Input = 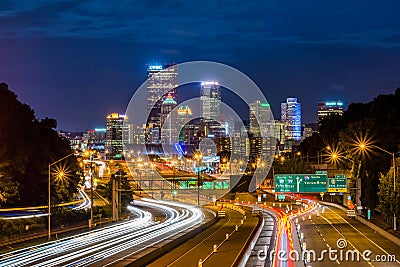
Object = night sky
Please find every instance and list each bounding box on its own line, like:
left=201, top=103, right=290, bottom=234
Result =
left=1, top=1, right=400, bottom=131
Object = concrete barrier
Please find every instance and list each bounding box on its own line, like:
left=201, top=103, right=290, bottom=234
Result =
left=234, top=212, right=264, bottom=267
left=321, top=201, right=400, bottom=247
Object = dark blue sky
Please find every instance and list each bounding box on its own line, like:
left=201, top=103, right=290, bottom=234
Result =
left=1, top=1, right=400, bottom=131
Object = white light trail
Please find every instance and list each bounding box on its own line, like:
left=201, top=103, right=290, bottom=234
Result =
left=0, top=200, right=203, bottom=267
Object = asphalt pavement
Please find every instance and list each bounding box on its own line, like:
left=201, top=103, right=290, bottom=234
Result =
left=0, top=200, right=204, bottom=267
left=293, top=205, right=400, bottom=267
left=147, top=204, right=259, bottom=267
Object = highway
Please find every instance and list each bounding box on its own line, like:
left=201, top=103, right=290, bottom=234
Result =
left=294, top=204, right=400, bottom=266
left=0, top=199, right=203, bottom=267
left=148, top=204, right=259, bottom=267
left=0, top=189, right=91, bottom=220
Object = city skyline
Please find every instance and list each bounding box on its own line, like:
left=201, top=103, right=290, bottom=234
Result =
left=1, top=1, right=399, bottom=131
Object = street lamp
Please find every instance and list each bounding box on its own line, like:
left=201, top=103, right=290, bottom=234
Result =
left=194, top=152, right=203, bottom=206
left=171, top=160, right=177, bottom=201
left=328, top=149, right=362, bottom=205
left=359, top=142, right=397, bottom=230
left=48, top=152, right=76, bottom=240
left=84, top=150, right=95, bottom=228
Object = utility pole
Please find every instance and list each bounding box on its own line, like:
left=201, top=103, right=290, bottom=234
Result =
left=112, top=178, right=118, bottom=221
left=197, top=169, right=200, bottom=206
left=90, top=154, right=94, bottom=228
left=118, top=174, right=121, bottom=215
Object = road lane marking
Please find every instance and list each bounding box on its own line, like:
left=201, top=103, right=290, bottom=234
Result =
left=165, top=209, right=234, bottom=266
left=324, top=206, right=400, bottom=265
left=319, top=212, right=375, bottom=267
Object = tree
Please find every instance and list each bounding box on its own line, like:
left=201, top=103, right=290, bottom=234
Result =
left=300, top=87, right=400, bottom=212
left=318, top=113, right=346, bottom=147
left=102, top=164, right=132, bottom=207
left=298, top=132, right=324, bottom=162
left=273, top=157, right=314, bottom=174
left=378, top=167, right=399, bottom=225
left=0, top=83, right=80, bottom=207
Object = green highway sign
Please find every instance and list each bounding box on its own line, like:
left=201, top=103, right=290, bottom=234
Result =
left=203, top=182, right=214, bottom=189
left=327, top=175, right=347, bottom=192
left=274, top=174, right=327, bottom=193
left=180, top=180, right=229, bottom=190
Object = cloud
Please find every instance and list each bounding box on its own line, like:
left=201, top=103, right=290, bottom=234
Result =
left=295, top=30, right=400, bottom=48
left=1, top=1, right=400, bottom=56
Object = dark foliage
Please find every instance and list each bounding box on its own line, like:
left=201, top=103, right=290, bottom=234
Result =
left=102, top=164, right=132, bottom=207
left=299, top=87, right=400, bottom=211
left=0, top=83, right=81, bottom=207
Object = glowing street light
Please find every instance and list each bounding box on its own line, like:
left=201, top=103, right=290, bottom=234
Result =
left=358, top=142, right=397, bottom=230
left=48, top=152, right=76, bottom=240
left=327, top=150, right=341, bottom=164
left=58, top=171, right=65, bottom=179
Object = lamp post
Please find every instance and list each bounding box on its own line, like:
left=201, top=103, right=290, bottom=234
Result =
left=48, top=152, right=75, bottom=240
left=197, top=167, right=201, bottom=206
left=317, top=146, right=331, bottom=164
left=329, top=150, right=361, bottom=206
left=195, top=152, right=202, bottom=206
left=359, top=143, right=397, bottom=230
left=172, top=160, right=176, bottom=201
left=84, top=150, right=95, bottom=228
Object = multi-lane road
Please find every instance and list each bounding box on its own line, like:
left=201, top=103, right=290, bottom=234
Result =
left=294, top=204, right=400, bottom=267
left=2, top=194, right=400, bottom=267
left=148, top=204, right=259, bottom=267
left=0, top=199, right=203, bottom=267
left=0, top=189, right=91, bottom=220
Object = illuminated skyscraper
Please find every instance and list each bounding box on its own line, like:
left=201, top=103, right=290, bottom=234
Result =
left=200, top=81, right=221, bottom=122
left=146, top=63, right=178, bottom=144
left=249, top=101, right=272, bottom=137
left=177, top=105, right=194, bottom=144
left=177, top=105, right=193, bottom=130
left=281, top=98, right=301, bottom=141
left=87, top=128, right=106, bottom=151
left=249, top=101, right=275, bottom=160
left=160, top=93, right=178, bottom=144
left=318, top=101, right=344, bottom=122
left=105, top=113, right=128, bottom=159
